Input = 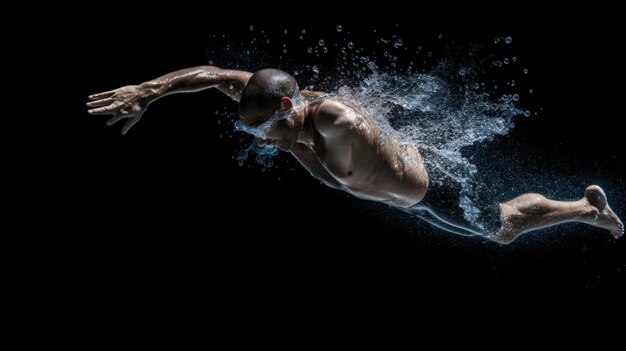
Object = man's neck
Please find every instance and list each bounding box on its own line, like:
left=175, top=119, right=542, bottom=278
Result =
left=295, top=103, right=317, bottom=145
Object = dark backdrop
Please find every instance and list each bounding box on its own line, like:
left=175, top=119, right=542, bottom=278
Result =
left=62, top=17, right=625, bottom=321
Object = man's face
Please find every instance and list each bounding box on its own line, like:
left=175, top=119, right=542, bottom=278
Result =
left=238, top=106, right=297, bottom=151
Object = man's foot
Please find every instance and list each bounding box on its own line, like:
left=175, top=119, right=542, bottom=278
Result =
left=584, top=185, right=624, bottom=239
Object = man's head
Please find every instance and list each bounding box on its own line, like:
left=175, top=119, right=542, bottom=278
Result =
left=238, top=68, right=301, bottom=150
left=239, top=68, right=298, bottom=124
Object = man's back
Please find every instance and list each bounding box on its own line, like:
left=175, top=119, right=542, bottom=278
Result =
left=293, top=99, right=429, bottom=207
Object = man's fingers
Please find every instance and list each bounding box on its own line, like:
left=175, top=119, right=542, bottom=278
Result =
left=122, top=117, right=140, bottom=135
left=86, top=98, right=113, bottom=108
left=88, top=106, right=115, bottom=115
left=88, top=101, right=123, bottom=115
left=106, top=115, right=127, bottom=126
left=88, top=91, right=115, bottom=100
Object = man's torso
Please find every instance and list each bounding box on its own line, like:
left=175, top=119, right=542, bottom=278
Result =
left=293, top=99, right=428, bottom=207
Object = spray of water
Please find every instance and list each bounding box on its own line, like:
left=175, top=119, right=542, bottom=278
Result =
left=210, top=26, right=530, bottom=224
left=236, top=142, right=280, bottom=168
left=332, top=62, right=522, bottom=222
left=343, top=65, right=520, bottom=182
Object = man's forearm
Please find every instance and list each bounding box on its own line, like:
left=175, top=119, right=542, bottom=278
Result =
left=87, top=65, right=251, bottom=134
left=138, top=66, right=252, bottom=102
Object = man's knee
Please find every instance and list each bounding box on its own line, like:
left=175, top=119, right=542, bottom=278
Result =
left=486, top=214, right=519, bottom=244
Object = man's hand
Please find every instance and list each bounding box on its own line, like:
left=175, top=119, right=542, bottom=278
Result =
left=87, top=85, right=152, bottom=135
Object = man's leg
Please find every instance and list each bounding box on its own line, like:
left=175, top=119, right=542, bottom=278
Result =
left=488, top=185, right=624, bottom=244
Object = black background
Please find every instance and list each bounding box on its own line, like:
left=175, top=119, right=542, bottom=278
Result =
left=59, top=15, right=626, bottom=322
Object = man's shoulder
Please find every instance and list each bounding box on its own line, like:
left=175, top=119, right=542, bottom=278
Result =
left=315, top=100, right=352, bottom=121
left=317, top=99, right=347, bottom=111
left=312, top=100, right=355, bottom=135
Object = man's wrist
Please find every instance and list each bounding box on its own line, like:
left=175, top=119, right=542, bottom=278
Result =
left=138, top=82, right=162, bottom=101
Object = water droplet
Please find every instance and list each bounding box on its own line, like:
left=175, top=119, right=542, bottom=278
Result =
left=503, top=58, right=510, bottom=64
left=427, top=51, right=432, bottom=58
left=312, top=66, right=319, bottom=74
left=348, top=42, right=354, bottom=49
left=524, top=110, right=531, bottom=117
left=513, top=94, right=520, bottom=101
left=394, top=39, right=403, bottom=48
left=301, top=29, right=306, bottom=34
left=307, top=47, right=313, bottom=53
left=523, top=69, right=529, bottom=74
left=512, top=56, right=518, bottom=62
left=438, top=33, right=443, bottom=39
left=299, top=36, right=303, bottom=40
left=505, top=36, right=513, bottom=44
left=284, top=29, right=288, bottom=34
left=249, top=25, right=254, bottom=31
left=323, top=47, right=328, bottom=53
left=208, top=60, right=213, bottom=65
left=318, top=39, right=325, bottom=47
left=336, top=25, right=343, bottom=32
left=282, top=49, right=287, bottom=54
left=458, top=67, right=467, bottom=76
left=529, top=89, right=534, bottom=94
left=493, top=60, right=503, bottom=67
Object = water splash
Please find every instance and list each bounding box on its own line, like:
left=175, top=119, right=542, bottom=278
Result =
left=208, top=25, right=528, bottom=224
left=334, top=63, right=522, bottom=222
left=336, top=64, right=519, bottom=182
left=236, top=143, right=280, bottom=168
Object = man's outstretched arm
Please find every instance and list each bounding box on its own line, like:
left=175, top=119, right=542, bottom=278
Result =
left=86, top=66, right=252, bottom=134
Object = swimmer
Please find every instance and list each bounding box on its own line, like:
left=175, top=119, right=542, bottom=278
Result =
left=87, top=66, right=624, bottom=244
